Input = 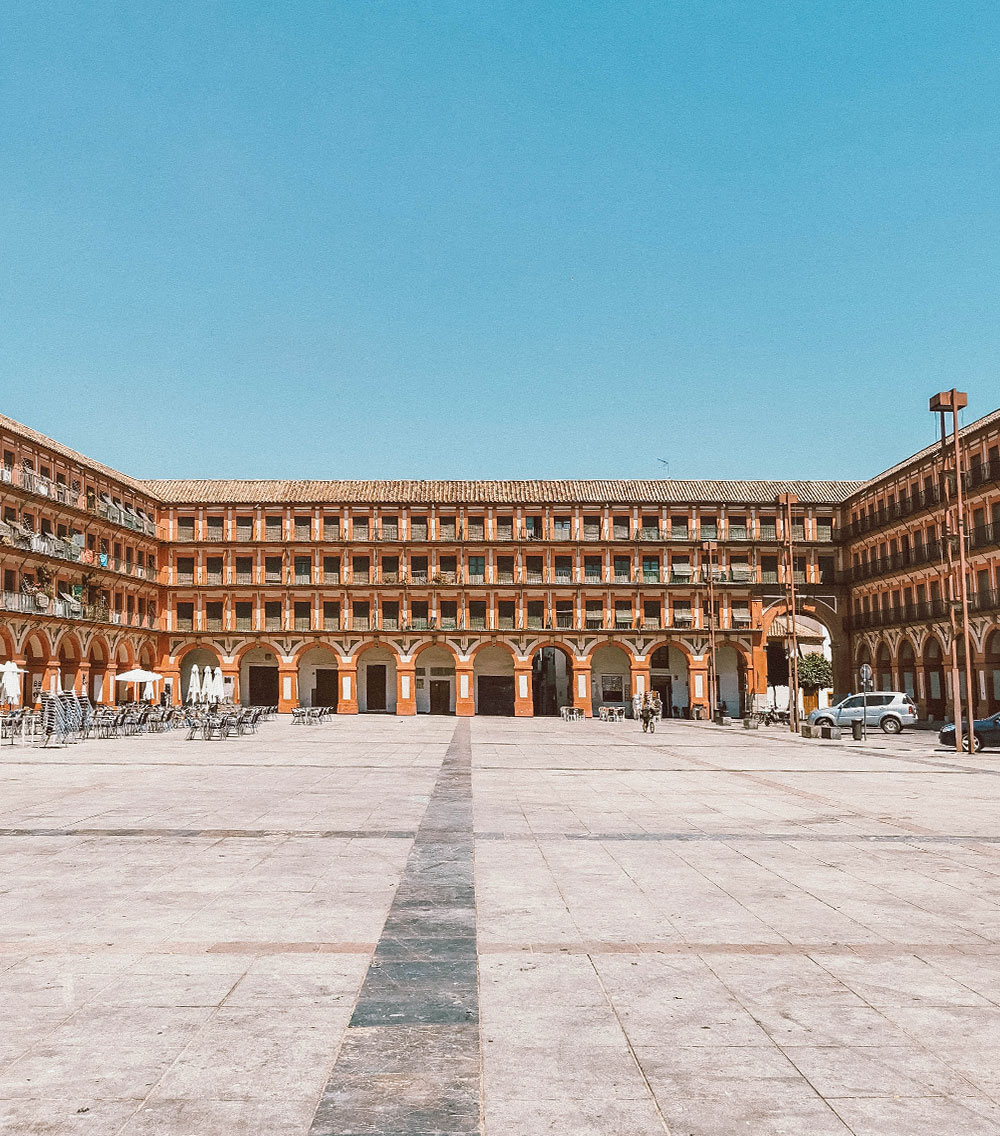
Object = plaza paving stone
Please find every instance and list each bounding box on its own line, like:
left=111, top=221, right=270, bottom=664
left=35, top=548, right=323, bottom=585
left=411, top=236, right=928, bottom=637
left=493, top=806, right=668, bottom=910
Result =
left=2, top=715, right=1000, bottom=1133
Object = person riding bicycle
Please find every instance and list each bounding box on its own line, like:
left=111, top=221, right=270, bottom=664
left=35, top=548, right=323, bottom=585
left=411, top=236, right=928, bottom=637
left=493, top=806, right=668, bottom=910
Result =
left=639, top=691, right=656, bottom=733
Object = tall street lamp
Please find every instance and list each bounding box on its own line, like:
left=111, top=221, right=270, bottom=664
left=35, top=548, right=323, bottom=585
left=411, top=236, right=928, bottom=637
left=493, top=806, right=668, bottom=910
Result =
left=702, top=540, right=718, bottom=719
left=929, top=390, right=975, bottom=752
left=777, top=492, right=801, bottom=733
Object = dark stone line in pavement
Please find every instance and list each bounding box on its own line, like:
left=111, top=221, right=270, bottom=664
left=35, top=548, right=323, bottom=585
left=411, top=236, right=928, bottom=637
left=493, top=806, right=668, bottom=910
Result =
left=0, top=828, right=416, bottom=839
left=475, top=830, right=1000, bottom=843
left=310, top=720, right=481, bottom=1136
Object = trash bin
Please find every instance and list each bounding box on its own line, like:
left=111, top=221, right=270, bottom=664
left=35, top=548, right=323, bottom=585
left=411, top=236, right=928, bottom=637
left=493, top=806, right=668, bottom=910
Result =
left=851, top=719, right=864, bottom=741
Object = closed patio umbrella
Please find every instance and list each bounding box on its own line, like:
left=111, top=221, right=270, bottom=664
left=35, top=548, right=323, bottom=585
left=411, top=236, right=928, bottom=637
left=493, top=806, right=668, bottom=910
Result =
left=1, top=660, right=24, bottom=707
left=143, top=681, right=155, bottom=702
left=212, top=666, right=225, bottom=702
left=187, top=665, right=201, bottom=704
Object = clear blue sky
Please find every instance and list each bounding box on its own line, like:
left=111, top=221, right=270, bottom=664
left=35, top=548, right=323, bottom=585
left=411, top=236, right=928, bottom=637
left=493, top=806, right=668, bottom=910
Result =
left=1, top=2, right=997, bottom=482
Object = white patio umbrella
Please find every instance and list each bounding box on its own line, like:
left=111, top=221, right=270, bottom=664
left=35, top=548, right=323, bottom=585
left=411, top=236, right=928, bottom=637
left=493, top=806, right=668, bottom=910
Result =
left=212, top=666, right=225, bottom=702
left=116, top=666, right=162, bottom=704
left=1, top=660, right=24, bottom=707
left=186, top=664, right=202, bottom=704
left=143, top=681, right=155, bottom=702
left=116, top=668, right=162, bottom=683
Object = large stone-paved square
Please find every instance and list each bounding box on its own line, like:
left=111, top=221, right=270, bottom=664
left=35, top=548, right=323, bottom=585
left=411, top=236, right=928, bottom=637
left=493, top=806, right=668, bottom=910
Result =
left=3, top=716, right=1000, bottom=1135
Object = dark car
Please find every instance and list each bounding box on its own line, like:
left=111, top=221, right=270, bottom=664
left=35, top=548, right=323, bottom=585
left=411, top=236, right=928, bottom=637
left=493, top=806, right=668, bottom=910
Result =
left=939, top=713, right=1000, bottom=753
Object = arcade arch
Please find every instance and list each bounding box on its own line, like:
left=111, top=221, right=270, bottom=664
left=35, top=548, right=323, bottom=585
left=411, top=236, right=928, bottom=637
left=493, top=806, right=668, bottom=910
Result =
left=414, top=644, right=456, bottom=715
left=923, top=636, right=946, bottom=721
left=590, top=643, right=633, bottom=716
left=473, top=644, right=515, bottom=715
left=238, top=644, right=281, bottom=706
left=531, top=644, right=572, bottom=716
left=297, top=645, right=340, bottom=709
left=179, top=645, right=222, bottom=703
left=649, top=645, right=689, bottom=717
left=355, top=643, right=398, bottom=713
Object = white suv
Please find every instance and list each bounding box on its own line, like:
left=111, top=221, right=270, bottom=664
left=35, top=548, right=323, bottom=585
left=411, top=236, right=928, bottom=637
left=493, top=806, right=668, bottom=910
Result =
left=809, top=692, right=918, bottom=734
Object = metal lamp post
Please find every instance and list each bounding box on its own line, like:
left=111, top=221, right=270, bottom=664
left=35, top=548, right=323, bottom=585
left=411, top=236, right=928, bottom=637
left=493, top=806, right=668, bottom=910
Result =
left=776, top=492, right=801, bottom=733
left=929, top=390, right=975, bottom=752
left=702, top=540, right=718, bottom=719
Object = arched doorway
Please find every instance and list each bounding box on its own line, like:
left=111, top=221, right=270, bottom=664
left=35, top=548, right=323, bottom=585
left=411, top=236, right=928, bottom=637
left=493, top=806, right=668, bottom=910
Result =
left=297, top=646, right=340, bottom=709
left=876, top=643, right=893, bottom=692
left=988, top=631, right=1000, bottom=715
left=650, top=645, right=689, bottom=718
left=239, top=645, right=281, bottom=706
left=590, top=643, right=632, bottom=716
left=180, top=646, right=222, bottom=704
left=714, top=644, right=744, bottom=717
left=414, top=645, right=456, bottom=714
left=474, top=645, right=515, bottom=715
left=923, top=637, right=946, bottom=721
left=357, top=645, right=398, bottom=713
left=531, top=645, right=571, bottom=716
left=898, top=640, right=917, bottom=703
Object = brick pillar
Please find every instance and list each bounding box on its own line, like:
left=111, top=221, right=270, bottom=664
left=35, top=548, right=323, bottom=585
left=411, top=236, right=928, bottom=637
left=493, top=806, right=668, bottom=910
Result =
left=396, top=662, right=417, bottom=715
left=338, top=662, right=358, bottom=714
left=42, top=658, right=60, bottom=703
left=105, top=665, right=118, bottom=705
left=514, top=660, right=533, bottom=716
left=689, top=661, right=709, bottom=718
left=278, top=661, right=298, bottom=713
left=161, top=666, right=181, bottom=705
left=222, top=664, right=239, bottom=705
left=455, top=663, right=475, bottom=717
left=632, top=663, right=651, bottom=699
left=572, top=661, right=592, bottom=717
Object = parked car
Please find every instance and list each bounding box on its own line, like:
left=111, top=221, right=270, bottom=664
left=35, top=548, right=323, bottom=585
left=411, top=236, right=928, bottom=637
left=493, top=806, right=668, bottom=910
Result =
left=808, top=692, right=918, bottom=734
left=939, top=713, right=1000, bottom=753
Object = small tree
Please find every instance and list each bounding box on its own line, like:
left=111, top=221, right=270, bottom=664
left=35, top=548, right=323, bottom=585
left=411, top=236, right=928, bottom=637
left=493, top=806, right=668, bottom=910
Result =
left=798, top=652, right=833, bottom=691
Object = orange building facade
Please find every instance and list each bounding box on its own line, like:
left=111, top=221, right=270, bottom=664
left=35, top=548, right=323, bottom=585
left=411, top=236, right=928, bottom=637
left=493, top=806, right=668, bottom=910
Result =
left=844, top=408, right=1000, bottom=720
left=1, top=408, right=997, bottom=721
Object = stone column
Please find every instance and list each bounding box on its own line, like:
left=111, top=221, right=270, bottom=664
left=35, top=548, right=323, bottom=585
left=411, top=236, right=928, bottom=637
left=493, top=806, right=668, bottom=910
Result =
left=514, top=660, right=533, bottom=716
left=572, top=660, right=592, bottom=717
left=455, top=663, right=475, bottom=717
left=338, top=662, right=359, bottom=714
left=396, top=662, right=417, bottom=715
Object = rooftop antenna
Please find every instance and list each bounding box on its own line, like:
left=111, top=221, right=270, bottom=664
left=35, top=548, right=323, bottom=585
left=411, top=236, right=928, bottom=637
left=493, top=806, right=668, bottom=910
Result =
left=657, top=458, right=670, bottom=477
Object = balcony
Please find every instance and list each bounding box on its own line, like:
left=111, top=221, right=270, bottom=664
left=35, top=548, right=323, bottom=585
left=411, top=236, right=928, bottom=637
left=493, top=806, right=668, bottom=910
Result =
left=0, top=590, right=157, bottom=629
left=640, top=528, right=661, bottom=541
left=496, top=571, right=515, bottom=584
left=351, top=618, right=371, bottom=631
left=467, top=573, right=485, bottom=585
left=613, top=573, right=632, bottom=584
left=0, top=522, right=152, bottom=581
left=0, top=465, right=158, bottom=537
left=728, top=526, right=748, bottom=541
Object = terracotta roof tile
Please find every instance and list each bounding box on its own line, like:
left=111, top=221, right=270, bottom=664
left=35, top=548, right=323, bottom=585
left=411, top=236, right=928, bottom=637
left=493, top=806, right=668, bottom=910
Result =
left=140, top=477, right=866, bottom=506
left=0, top=413, right=157, bottom=501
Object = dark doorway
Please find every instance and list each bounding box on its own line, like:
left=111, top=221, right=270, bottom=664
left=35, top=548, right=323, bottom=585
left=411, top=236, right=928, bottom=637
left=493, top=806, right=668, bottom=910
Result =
left=478, top=675, right=515, bottom=716
left=248, top=666, right=279, bottom=706
left=314, top=668, right=339, bottom=709
left=765, top=641, right=789, bottom=686
left=429, top=680, right=451, bottom=715
left=651, top=676, right=672, bottom=713
left=531, top=647, right=565, bottom=716
left=366, top=664, right=387, bottom=711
